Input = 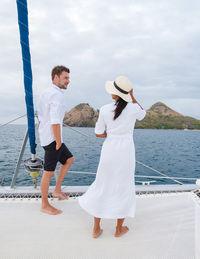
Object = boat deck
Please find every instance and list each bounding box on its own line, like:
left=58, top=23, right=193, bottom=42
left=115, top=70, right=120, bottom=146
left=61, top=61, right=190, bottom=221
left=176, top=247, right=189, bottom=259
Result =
left=1, top=191, right=200, bottom=259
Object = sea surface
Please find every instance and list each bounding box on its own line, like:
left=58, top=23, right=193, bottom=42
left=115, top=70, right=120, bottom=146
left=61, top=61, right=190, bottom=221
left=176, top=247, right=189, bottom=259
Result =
left=0, top=125, right=199, bottom=187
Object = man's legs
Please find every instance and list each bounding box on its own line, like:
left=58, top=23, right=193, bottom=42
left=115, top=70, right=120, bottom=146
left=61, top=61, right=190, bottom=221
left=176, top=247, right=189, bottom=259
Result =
left=40, top=170, right=62, bottom=215
left=52, top=157, right=74, bottom=199
left=115, top=218, right=129, bottom=237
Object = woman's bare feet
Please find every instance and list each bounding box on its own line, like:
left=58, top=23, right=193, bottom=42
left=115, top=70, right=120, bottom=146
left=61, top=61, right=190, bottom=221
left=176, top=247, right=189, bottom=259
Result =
left=92, top=228, right=103, bottom=238
left=52, top=192, right=69, bottom=200
left=40, top=204, right=62, bottom=215
left=114, top=226, right=129, bottom=237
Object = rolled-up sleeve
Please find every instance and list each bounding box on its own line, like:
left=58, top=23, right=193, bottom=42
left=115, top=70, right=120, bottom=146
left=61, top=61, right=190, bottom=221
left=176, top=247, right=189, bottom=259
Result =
left=135, top=104, right=146, bottom=121
left=49, top=102, right=62, bottom=124
left=49, top=93, right=64, bottom=124
left=95, top=108, right=106, bottom=134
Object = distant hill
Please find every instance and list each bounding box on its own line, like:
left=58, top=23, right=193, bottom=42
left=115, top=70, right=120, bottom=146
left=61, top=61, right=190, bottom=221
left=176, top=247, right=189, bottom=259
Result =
left=63, top=103, right=98, bottom=127
left=135, top=102, right=200, bottom=129
left=63, top=102, right=200, bottom=129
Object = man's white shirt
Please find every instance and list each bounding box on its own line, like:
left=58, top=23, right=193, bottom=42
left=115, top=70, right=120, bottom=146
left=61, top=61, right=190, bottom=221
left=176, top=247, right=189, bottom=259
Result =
left=37, top=84, right=66, bottom=146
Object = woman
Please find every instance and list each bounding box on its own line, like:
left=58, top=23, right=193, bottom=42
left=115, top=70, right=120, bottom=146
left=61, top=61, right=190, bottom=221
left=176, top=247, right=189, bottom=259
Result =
left=78, top=76, right=146, bottom=238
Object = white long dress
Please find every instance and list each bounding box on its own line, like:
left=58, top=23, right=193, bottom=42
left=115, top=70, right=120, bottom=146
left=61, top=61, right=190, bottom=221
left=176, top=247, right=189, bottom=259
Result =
left=78, top=102, right=146, bottom=219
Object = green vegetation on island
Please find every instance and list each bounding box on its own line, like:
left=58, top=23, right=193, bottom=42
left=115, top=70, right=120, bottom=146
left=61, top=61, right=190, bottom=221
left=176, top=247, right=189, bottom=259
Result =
left=135, top=102, right=200, bottom=129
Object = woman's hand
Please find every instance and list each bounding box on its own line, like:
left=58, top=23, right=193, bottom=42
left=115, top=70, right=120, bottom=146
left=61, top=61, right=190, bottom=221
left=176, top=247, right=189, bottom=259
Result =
left=96, top=131, right=107, bottom=138
left=129, top=89, right=133, bottom=96
left=129, top=89, right=144, bottom=110
left=129, top=89, right=137, bottom=103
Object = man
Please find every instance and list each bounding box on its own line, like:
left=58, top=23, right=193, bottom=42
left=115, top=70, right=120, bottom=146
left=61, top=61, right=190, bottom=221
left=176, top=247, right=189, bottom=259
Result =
left=37, top=65, right=74, bottom=215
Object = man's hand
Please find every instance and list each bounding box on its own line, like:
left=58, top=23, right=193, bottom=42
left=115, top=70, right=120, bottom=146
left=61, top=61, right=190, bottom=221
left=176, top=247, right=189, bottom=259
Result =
left=56, top=142, right=62, bottom=150
left=52, top=124, right=62, bottom=150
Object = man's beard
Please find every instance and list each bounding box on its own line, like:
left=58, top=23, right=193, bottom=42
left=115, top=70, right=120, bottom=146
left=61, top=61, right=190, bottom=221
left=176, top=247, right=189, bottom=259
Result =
left=58, top=82, right=67, bottom=89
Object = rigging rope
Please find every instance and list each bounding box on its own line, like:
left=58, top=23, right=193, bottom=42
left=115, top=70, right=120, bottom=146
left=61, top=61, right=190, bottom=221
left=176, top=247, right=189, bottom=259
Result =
left=0, top=171, right=198, bottom=188
left=0, top=114, right=27, bottom=127
left=67, top=171, right=198, bottom=181
left=63, top=123, right=95, bottom=141
left=136, top=161, right=183, bottom=185
left=63, top=123, right=184, bottom=185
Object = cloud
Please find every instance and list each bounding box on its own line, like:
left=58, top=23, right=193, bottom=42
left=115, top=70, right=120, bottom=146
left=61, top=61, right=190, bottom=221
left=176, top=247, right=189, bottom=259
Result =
left=165, top=98, right=200, bottom=119
left=0, top=0, right=200, bottom=125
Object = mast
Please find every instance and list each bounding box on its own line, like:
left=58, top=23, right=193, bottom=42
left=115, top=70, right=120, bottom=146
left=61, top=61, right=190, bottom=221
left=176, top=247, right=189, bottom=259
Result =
left=16, top=0, right=36, bottom=155
left=11, top=0, right=43, bottom=188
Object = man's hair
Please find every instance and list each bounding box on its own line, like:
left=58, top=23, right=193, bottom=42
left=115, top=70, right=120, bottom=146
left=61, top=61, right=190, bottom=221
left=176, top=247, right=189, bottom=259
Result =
left=51, top=66, right=70, bottom=80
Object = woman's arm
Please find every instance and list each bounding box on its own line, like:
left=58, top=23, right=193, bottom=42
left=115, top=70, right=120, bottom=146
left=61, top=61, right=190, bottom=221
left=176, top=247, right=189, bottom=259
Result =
left=95, top=131, right=107, bottom=138
left=129, top=89, right=144, bottom=110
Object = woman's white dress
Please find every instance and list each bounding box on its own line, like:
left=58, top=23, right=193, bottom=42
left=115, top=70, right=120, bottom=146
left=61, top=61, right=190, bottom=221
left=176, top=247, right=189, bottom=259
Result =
left=78, top=102, right=146, bottom=219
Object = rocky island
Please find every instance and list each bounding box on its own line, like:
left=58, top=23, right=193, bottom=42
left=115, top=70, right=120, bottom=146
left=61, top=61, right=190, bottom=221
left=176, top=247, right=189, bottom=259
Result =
left=63, top=103, right=98, bottom=127
left=63, top=102, right=200, bottom=130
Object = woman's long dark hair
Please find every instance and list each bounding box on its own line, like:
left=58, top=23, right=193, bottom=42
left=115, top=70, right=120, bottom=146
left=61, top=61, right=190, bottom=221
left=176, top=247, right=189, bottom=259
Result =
left=114, top=97, right=128, bottom=120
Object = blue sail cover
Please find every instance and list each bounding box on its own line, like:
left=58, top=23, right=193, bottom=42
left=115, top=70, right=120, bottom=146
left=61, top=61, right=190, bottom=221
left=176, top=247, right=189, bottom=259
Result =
left=16, top=0, right=36, bottom=154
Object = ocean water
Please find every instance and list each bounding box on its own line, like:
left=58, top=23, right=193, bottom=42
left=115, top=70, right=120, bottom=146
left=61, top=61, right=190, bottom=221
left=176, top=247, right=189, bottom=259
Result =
left=0, top=125, right=199, bottom=187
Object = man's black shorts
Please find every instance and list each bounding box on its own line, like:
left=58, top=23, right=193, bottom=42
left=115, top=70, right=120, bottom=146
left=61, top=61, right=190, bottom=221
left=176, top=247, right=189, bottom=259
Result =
left=43, top=141, right=73, bottom=171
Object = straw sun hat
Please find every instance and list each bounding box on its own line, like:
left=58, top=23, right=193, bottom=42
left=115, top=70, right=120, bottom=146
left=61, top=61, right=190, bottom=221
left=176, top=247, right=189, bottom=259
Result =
left=105, top=76, right=133, bottom=102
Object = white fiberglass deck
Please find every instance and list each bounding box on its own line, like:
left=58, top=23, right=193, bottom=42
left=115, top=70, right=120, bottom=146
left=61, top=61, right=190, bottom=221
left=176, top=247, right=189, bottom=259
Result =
left=0, top=192, right=200, bottom=259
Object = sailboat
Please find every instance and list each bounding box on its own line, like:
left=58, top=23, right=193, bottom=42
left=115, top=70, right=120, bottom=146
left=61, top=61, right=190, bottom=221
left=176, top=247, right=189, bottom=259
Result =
left=0, top=0, right=200, bottom=258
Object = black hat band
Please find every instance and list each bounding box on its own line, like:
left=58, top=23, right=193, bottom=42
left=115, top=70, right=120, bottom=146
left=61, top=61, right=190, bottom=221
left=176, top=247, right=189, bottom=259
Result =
left=114, top=81, right=129, bottom=95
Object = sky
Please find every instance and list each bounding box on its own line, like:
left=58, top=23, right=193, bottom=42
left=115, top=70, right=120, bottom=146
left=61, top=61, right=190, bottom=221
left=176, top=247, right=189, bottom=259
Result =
left=0, top=0, right=200, bottom=125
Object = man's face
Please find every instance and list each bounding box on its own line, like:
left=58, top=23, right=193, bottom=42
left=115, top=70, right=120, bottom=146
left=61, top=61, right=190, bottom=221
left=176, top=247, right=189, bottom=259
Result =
left=56, top=71, right=70, bottom=90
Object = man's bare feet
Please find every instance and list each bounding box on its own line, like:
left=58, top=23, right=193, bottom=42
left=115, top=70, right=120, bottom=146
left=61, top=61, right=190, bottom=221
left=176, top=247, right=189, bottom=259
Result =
left=114, top=226, right=129, bottom=237
left=52, top=192, right=69, bottom=200
left=92, top=228, right=103, bottom=238
left=40, top=204, right=62, bottom=215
